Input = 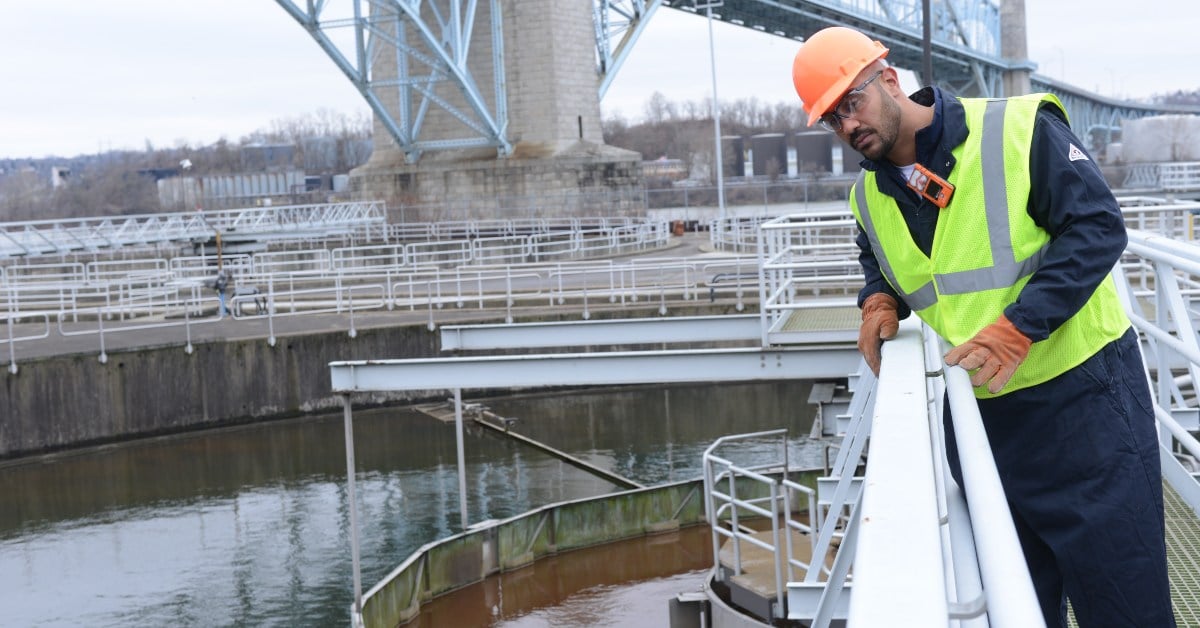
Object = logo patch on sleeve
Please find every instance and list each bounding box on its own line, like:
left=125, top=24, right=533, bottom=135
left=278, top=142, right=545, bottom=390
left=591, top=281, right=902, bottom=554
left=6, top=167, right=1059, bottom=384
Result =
left=1068, top=143, right=1089, bottom=162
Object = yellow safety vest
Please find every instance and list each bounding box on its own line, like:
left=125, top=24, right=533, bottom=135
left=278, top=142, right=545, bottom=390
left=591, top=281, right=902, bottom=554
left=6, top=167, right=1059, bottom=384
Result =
left=851, top=94, right=1130, bottom=398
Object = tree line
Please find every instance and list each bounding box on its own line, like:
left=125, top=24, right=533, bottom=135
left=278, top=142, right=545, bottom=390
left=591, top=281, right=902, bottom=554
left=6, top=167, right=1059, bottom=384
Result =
left=0, top=109, right=371, bottom=222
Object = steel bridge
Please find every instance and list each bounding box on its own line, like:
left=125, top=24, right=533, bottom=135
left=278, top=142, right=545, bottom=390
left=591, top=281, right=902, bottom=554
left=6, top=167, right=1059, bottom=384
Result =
left=276, top=0, right=1200, bottom=159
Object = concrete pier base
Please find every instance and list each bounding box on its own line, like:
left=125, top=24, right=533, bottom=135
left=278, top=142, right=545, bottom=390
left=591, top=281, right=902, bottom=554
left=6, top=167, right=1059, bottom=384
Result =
left=351, top=141, right=644, bottom=222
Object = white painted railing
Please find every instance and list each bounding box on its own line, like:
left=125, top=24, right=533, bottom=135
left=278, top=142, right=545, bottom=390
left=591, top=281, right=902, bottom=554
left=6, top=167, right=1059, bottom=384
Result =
left=702, top=429, right=818, bottom=621
left=1120, top=231, right=1200, bottom=494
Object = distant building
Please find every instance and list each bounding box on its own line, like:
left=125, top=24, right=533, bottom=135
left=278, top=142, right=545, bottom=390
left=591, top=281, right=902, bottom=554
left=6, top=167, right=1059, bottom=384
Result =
left=641, top=157, right=687, bottom=182
left=241, top=143, right=296, bottom=171
left=51, top=166, right=71, bottom=188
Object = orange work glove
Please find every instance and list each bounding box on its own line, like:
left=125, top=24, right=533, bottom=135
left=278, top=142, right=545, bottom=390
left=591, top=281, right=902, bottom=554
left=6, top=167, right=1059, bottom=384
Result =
left=943, top=314, right=1032, bottom=394
left=858, top=293, right=900, bottom=376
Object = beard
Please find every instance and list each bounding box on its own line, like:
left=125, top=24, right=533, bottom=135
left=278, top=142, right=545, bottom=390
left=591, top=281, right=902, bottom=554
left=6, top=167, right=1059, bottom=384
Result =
left=848, top=90, right=901, bottom=162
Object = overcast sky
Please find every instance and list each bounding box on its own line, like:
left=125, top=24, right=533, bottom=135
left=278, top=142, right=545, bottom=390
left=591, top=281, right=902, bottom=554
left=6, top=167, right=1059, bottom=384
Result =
left=1, top=1, right=1196, bottom=160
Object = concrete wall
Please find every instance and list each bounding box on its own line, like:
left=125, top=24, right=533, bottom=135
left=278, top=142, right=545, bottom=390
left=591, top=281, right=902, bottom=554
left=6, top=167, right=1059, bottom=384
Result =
left=0, top=305, right=747, bottom=460
left=0, top=325, right=440, bottom=459
left=355, top=151, right=644, bottom=222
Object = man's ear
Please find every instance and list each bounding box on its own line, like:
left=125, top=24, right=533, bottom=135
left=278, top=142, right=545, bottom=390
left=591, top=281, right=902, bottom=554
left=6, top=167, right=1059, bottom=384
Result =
left=879, top=67, right=902, bottom=94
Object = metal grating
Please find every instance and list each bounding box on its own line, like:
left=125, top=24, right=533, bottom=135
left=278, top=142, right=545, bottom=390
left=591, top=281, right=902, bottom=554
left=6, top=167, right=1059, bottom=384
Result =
left=779, top=306, right=860, bottom=333
left=1164, top=481, right=1200, bottom=626
left=1068, top=481, right=1200, bottom=627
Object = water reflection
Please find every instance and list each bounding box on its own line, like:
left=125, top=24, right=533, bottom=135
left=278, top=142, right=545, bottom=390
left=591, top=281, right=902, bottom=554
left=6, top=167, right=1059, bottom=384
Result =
left=0, top=380, right=818, bottom=626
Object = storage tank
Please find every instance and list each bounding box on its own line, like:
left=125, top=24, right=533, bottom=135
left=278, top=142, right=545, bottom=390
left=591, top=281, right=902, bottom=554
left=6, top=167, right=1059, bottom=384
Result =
left=794, top=130, right=834, bottom=175
left=751, top=133, right=788, bottom=178
left=721, top=136, right=745, bottom=178
left=1121, top=115, right=1200, bottom=163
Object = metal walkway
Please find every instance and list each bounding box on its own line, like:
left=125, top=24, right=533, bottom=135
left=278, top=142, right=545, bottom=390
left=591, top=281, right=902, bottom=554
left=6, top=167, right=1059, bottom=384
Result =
left=1164, top=483, right=1200, bottom=627
left=0, top=201, right=385, bottom=260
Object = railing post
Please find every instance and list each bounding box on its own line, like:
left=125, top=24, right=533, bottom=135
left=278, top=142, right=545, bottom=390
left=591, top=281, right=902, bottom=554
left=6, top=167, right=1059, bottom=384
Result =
left=97, top=308, right=108, bottom=364
left=6, top=315, right=17, bottom=374
left=453, top=388, right=470, bottom=530
left=340, top=394, right=364, bottom=618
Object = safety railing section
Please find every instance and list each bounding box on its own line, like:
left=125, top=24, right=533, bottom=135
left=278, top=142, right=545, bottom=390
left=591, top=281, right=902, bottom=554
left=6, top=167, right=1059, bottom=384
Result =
left=1118, top=230, right=1200, bottom=498
left=1123, top=163, right=1162, bottom=189
left=712, top=210, right=859, bottom=256
left=702, top=430, right=819, bottom=622
left=1116, top=196, right=1200, bottom=240
left=756, top=213, right=868, bottom=345
left=1, top=313, right=51, bottom=374
left=1159, top=162, right=1200, bottom=193
left=0, top=219, right=709, bottom=368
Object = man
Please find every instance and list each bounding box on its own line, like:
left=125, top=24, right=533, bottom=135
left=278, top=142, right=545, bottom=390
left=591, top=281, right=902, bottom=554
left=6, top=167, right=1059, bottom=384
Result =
left=790, top=26, right=1174, bottom=627
left=214, top=268, right=230, bottom=318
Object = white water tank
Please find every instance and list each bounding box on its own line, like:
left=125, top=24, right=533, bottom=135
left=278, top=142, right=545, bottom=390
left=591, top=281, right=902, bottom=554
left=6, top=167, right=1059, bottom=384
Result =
left=1120, top=115, right=1200, bottom=163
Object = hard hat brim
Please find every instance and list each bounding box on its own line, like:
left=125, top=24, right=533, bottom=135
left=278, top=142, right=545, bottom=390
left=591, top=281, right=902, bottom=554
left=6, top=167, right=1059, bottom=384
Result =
left=799, top=46, right=889, bottom=128
left=805, top=73, right=861, bottom=127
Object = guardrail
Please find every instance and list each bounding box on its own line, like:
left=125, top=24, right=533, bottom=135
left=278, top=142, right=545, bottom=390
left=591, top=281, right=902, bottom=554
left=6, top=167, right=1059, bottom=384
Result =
left=1121, top=163, right=1200, bottom=192
left=703, top=429, right=819, bottom=621
left=0, top=218, right=759, bottom=367
left=1120, top=231, right=1200, bottom=491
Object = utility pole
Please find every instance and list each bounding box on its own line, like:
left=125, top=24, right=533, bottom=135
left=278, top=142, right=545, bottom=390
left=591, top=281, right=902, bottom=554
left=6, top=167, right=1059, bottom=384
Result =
left=696, top=0, right=726, bottom=221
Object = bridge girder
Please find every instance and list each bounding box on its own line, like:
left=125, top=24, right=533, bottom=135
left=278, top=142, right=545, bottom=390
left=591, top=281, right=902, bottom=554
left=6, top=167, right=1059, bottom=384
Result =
left=593, top=0, right=1200, bottom=150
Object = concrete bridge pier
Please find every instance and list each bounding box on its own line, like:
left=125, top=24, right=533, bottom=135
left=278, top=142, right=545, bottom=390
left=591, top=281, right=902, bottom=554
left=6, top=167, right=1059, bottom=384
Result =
left=1001, top=0, right=1032, bottom=96
left=350, top=0, right=644, bottom=222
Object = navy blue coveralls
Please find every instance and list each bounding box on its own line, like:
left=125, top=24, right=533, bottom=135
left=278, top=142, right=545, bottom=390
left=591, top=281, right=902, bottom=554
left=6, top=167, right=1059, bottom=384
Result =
left=855, top=87, right=1175, bottom=627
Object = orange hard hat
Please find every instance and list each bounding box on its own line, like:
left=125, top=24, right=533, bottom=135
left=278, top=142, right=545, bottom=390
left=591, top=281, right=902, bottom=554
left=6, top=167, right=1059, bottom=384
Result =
left=792, top=27, right=889, bottom=127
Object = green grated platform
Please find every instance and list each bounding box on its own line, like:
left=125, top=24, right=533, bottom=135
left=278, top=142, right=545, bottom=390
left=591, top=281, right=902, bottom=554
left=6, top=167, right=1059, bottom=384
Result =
left=1068, top=481, right=1200, bottom=627
left=778, top=306, right=861, bottom=333
left=1164, top=481, right=1200, bottom=627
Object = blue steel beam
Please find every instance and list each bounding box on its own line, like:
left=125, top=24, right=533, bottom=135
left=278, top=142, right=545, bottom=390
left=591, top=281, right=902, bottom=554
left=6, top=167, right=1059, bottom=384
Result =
left=275, top=0, right=511, bottom=161
left=656, top=0, right=1013, bottom=97
left=595, top=0, right=666, bottom=99
left=592, top=0, right=1200, bottom=148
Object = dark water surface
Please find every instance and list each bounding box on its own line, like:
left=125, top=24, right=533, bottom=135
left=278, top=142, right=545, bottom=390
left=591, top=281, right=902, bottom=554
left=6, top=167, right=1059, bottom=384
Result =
left=0, top=381, right=820, bottom=626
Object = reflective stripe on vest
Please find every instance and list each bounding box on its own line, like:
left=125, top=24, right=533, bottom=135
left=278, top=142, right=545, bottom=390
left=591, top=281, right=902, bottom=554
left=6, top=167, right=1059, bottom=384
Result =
left=854, top=99, right=1048, bottom=312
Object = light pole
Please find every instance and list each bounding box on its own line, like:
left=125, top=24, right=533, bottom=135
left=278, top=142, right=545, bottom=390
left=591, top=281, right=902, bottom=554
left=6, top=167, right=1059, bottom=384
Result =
left=696, top=0, right=726, bottom=221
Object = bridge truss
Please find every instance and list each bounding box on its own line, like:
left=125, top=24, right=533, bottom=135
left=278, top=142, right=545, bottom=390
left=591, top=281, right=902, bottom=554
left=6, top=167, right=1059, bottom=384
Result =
left=274, top=0, right=512, bottom=162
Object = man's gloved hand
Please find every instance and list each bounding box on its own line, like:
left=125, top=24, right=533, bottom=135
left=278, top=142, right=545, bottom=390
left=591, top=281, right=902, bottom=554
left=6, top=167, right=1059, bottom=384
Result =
left=858, top=293, right=900, bottom=375
left=944, top=314, right=1032, bottom=394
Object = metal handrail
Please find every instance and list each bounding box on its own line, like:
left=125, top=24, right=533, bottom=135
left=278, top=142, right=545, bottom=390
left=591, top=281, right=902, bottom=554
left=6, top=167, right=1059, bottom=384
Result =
left=703, top=429, right=816, bottom=620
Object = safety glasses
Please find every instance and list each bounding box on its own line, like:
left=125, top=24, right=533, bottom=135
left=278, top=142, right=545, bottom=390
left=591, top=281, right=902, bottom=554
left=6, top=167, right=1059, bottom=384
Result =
left=818, top=70, right=883, bottom=133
